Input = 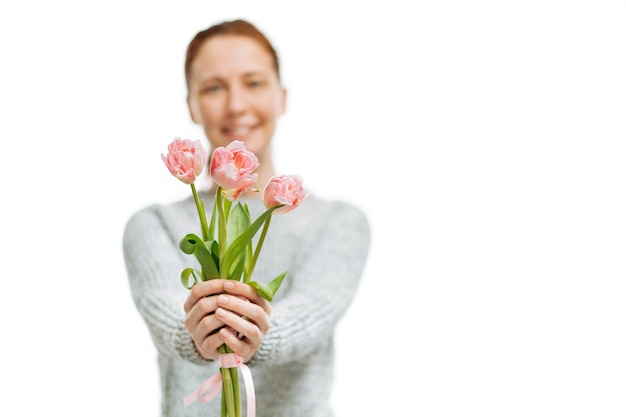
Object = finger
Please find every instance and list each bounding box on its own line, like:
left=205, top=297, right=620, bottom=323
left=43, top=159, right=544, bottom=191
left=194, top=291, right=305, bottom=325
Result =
left=185, top=303, right=228, bottom=360
left=219, top=327, right=250, bottom=352
left=183, top=279, right=227, bottom=313
left=215, top=306, right=264, bottom=346
left=216, top=321, right=259, bottom=362
left=184, top=295, right=219, bottom=330
left=197, top=330, right=230, bottom=361
left=216, top=294, right=271, bottom=334
left=223, top=280, right=272, bottom=314
left=186, top=316, right=224, bottom=358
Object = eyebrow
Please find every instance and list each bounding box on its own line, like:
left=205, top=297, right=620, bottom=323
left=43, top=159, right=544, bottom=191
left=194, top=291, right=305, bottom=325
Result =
left=193, top=68, right=273, bottom=87
left=242, top=70, right=270, bottom=78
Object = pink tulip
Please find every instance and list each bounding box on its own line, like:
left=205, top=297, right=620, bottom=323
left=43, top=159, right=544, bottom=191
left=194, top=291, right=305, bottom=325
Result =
left=161, top=138, right=207, bottom=185
left=210, top=140, right=259, bottom=200
left=263, top=174, right=307, bottom=214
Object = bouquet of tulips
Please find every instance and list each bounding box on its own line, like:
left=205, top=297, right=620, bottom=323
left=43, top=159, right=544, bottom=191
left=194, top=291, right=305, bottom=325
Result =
left=161, top=138, right=307, bottom=417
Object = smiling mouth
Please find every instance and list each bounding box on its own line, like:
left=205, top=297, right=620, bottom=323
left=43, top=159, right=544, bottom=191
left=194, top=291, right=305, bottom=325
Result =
left=224, top=126, right=255, bottom=140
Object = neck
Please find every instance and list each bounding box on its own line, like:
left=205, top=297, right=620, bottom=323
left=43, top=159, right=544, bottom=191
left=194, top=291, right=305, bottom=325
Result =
left=251, top=151, right=276, bottom=192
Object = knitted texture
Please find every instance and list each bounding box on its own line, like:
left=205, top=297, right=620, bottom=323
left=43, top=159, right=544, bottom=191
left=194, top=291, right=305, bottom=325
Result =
left=123, top=193, right=370, bottom=417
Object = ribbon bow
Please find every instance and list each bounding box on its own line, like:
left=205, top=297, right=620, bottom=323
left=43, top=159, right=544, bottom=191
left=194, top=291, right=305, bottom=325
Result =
left=183, top=353, right=255, bottom=417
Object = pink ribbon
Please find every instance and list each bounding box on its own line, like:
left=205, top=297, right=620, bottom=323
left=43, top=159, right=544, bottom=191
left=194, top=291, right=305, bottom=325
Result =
left=183, top=353, right=255, bottom=417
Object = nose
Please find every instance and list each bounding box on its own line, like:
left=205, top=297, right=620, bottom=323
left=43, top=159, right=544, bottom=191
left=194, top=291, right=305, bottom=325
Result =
left=226, top=84, right=247, bottom=115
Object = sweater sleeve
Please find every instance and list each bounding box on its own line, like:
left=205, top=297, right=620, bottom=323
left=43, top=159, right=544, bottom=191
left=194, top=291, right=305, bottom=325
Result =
left=122, top=204, right=209, bottom=365
left=250, top=200, right=371, bottom=366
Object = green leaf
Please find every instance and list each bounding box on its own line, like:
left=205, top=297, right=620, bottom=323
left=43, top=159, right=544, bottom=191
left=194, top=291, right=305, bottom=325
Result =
left=179, top=233, right=201, bottom=254
left=210, top=240, right=220, bottom=271
left=222, top=196, right=233, bottom=223
left=248, top=282, right=274, bottom=301
left=181, top=268, right=201, bottom=289
left=194, top=240, right=220, bottom=280
left=221, top=206, right=281, bottom=275
left=226, top=202, right=251, bottom=248
left=267, top=270, right=288, bottom=295
left=248, top=270, right=287, bottom=302
left=228, top=253, right=246, bottom=281
left=179, top=234, right=220, bottom=280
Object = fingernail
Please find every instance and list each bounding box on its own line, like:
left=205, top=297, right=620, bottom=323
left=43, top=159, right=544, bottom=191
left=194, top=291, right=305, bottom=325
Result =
left=216, top=308, right=226, bottom=317
left=218, top=295, right=229, bottom=305
left=224, top=281, right=235, bottom=290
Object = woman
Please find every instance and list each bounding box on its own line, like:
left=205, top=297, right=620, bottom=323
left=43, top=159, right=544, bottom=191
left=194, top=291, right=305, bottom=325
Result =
left=123, top=19, right=370, bottom=417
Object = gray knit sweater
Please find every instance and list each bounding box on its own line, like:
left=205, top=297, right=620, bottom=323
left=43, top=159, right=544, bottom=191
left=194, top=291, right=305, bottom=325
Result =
left=123, top=193, right=370, bottom=417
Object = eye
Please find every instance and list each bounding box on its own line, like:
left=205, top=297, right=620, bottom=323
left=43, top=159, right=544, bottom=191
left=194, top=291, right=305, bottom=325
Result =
left=201, top=84, right=222, bottom=94
left=247, top=80, right=265, bottom=89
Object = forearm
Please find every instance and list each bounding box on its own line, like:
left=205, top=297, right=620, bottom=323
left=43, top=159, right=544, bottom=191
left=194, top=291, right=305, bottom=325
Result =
left=251, top=201, right=370, bottom=365
left=123, top=206, right=208, bottom=364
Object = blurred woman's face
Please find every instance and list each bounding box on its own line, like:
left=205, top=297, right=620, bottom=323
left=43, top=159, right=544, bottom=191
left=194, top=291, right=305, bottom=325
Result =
left=187, top=35, right=286, bottom=158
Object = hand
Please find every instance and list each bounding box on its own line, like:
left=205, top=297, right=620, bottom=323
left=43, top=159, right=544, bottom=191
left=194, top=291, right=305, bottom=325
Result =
left=183, top=279, right=272, bottom=363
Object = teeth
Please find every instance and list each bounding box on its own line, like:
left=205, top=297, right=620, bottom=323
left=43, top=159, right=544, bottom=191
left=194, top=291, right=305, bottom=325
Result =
left=229, top=127, right=250, bottom=135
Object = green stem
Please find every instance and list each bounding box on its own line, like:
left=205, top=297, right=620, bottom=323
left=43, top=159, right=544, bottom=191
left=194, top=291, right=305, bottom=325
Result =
left=231, top=366, right=242, bottom=417
left=218, top=344, right=238, bottom=417
left=216, top=187, right=228, bottom=277
left=244, top=214, right=272, bottom=283
left=190, top=183, right=209, bottom=242
left=209, top=197, right=218, bottom=242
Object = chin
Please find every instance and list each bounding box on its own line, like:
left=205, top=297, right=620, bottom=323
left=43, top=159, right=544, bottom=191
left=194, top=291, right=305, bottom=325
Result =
left=235, top=137, right=268, bottom=154
left=210, top=132, right=270, bottom=155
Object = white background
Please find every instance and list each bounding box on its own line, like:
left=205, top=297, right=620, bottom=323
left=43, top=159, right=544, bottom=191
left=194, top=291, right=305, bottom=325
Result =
left=1, top=1, right=625, bottom=416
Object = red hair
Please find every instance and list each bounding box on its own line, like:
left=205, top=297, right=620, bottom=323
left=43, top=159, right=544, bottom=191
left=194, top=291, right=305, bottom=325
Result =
left=184, top=19, right=281, bottom=92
